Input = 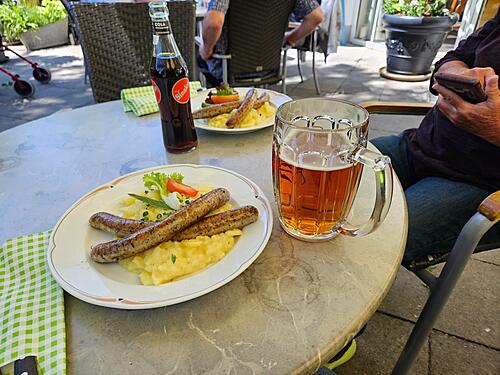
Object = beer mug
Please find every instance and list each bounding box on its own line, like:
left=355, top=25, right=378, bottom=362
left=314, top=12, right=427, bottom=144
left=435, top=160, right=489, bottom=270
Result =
left=272, top=98, right=393, bottom=241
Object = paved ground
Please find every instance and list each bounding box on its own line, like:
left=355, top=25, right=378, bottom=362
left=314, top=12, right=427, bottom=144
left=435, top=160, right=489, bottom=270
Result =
left=0, top=44, right=498, bottom=374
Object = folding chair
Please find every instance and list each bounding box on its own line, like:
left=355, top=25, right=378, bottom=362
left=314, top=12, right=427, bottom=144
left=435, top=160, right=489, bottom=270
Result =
left=282, top=23, right=321, bottom=95
left=363, top=102, right=500, bottom=375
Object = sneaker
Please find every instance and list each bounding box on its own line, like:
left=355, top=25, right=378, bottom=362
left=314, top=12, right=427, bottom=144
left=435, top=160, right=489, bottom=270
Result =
left=324, top=339, right=357, bottom=370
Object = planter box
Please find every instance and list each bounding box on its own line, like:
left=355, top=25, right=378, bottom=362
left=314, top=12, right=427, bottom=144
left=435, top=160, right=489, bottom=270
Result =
left=383, top=14, right=457, bottom=75
left=19, top=17, right=69, bottom=51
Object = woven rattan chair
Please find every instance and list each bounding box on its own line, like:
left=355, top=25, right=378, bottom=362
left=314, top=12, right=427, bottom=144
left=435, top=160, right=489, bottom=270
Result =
left=363, top=102, right=500, bottom=374
left=198, top=0, right=295, bottom=89
left=62, top=0, right=195, bottom=103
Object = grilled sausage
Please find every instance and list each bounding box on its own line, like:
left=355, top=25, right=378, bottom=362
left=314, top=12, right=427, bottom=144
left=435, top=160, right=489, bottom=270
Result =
left=192, top=101, right=241, bottom=119
left=192, top=92, right=271, bottom=119
left=89, top=205, right=259, bottom=239
left=173, top=205, right=258, bottom=240
left=89, top=212, right=151, bottom=237
left=254, top=92, right=270, bottom=109
left=226, top=88, right=257, bottom=128
left=90, top=188, right=230, bottom=263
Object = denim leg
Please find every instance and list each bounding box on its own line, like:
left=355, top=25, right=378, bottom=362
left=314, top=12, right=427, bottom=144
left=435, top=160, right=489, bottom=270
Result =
left=371, top=134, right=417, bottom=190
left=313, top=367, right=337, bottom=375
left=404, top=177, right=500, bottom=263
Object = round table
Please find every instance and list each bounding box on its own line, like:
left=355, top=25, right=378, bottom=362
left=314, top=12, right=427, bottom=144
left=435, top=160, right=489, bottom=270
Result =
left=0, top=101, right=407, bottom=374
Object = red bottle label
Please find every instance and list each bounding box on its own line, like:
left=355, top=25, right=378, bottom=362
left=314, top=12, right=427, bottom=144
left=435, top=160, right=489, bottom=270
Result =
left=172, top=77, right=190, bottom=104
left=152, top=79, right=161, bottom=104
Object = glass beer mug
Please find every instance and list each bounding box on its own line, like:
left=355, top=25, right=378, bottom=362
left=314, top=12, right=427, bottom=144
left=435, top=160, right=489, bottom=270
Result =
left=272, top=98, right=393, bottom=241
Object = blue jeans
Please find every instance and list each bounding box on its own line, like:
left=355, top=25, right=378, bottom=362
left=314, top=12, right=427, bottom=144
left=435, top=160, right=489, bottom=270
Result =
left=371, top=134, right=500, bottom=264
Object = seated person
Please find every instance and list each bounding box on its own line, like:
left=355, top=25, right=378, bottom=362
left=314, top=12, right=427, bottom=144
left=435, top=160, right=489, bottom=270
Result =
left=372, top=9, right=500, bottom=268
left=198, top=0, right=324, bottom=86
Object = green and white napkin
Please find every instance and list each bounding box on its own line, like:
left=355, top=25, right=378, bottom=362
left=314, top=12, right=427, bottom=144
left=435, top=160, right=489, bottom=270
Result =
left=0, top=231, right=66, bottom=375
left=121, top=81, right=203, bottom=116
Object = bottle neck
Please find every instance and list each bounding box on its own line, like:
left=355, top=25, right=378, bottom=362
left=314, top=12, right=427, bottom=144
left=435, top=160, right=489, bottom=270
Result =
left=151, top=19, right=187, bottom=67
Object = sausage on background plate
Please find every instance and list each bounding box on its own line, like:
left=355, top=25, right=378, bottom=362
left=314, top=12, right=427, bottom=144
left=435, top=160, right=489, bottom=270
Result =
left=90, top=188, right=230, bottom=263
left=225, top=88, right=257, bottom=128
left=192, top=92, right=270, bottom=120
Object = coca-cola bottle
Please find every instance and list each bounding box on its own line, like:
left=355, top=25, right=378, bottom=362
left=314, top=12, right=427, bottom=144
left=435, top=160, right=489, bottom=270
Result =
left=149, top=0, right=198, bottom=153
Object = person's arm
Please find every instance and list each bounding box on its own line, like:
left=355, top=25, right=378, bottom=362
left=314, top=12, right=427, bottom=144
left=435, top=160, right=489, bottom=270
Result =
left=200, top=10, right=225, bottom=61
left=284, top=7, right=324, bottom=46
left=430, top=10, right=500, bottom=94
left=434, top=72, right=500, bottom=147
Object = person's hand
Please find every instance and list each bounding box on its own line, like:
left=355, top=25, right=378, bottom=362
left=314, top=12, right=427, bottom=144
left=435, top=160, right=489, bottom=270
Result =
left=283, top=31, right=295, bottom=47
left=199, top=43, right=213, bottom=61
left=433, top=72, right=500, bottom=137
left=449, top=66, right=497, bottom=88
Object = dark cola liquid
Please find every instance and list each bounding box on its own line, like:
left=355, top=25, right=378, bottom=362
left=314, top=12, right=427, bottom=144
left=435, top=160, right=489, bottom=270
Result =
left=151, top=55, right=198, bottom=153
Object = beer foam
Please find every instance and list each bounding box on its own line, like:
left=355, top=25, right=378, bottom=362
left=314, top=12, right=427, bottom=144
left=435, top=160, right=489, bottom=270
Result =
left=279, top=150, right=353, bottom=171
left=279, top=129, right=353, bottom=171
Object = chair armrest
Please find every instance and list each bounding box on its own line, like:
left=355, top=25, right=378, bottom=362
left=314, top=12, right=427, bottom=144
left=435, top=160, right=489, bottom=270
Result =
left=479, top=191, right=500, bottom=222
left=361, top=101, right=433, bottom=115
left=212, top=53, right=232, bottom=59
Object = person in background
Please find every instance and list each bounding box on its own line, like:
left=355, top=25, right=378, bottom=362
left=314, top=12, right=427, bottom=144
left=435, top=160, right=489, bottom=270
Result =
left=198, top=0, right=324, bottom=86
left=372, top=9, right=500, bottom=269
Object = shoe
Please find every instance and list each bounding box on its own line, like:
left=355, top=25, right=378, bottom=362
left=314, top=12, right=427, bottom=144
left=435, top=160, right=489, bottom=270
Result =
left=324, top=339, right=357, bottom=370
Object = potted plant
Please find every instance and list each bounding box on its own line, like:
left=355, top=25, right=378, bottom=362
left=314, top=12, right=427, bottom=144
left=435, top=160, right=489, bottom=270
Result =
left=382, top=0, right=458, bottom=75
left=0, top=0, right=68, bottom=51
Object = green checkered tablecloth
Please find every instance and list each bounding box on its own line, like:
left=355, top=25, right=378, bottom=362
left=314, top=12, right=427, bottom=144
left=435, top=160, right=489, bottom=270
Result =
left=0, top=231, right=66, bottom=375
left=121, top=81, right=202, bottom=116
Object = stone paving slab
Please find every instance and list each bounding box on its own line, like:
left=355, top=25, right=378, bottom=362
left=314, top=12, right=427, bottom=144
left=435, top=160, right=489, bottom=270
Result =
left=335, top=312, right=429, bottom=375
left=379, top=259, right=500, bottom=349
left=429, top=260, right=500, bottom=349
left=378, top=267, right=430, bottom=323
left=0, top=45, right=92, bottom=132
left=430, top=331, right=500, bottom=374
left=472, top=248, right=500, bottom=266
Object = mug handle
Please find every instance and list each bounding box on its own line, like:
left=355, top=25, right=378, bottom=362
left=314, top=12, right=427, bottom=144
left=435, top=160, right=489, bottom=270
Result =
left=338, top=147, right=393, bottom=237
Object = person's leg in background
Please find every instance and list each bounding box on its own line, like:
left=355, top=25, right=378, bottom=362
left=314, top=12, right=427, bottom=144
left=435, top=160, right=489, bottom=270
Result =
left=196, top=54, right=222, bottom=88
left=372, top=133, right=500, bottom=263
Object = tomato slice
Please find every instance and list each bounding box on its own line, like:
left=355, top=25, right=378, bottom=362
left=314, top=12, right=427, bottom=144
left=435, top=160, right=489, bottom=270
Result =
left=210, top=94, right=240, bottom=104
left=167, top=179, right=198, bottom=197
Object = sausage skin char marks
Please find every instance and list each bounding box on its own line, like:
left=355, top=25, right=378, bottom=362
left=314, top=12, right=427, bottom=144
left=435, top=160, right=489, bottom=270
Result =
left=90, top=188, right=230, bottom=263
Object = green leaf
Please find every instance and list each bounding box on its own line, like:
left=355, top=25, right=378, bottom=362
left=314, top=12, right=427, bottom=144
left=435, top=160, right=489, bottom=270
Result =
left=128, top=193, right=172, bottom=210
left=171, top=254, right=177, bottom=264
left=0, top=0, right=67, bottom=41
left=383, top=0, right=448, bottom=17
left=168, top=172, right=184, bottom=183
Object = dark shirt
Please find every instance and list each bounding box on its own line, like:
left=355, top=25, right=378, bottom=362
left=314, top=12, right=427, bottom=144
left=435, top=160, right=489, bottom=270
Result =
left=404, top=10, right=500, bottom=190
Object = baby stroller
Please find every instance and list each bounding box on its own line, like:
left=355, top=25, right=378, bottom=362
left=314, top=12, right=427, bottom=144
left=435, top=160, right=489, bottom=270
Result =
left=0, top=34, right=51, bottom=98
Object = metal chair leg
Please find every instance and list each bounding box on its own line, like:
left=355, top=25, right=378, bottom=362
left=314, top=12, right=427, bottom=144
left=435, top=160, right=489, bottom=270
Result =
left=392, top=213, right=497, bottom=375
left=281, top=48, right=288, bottom=95
left=311, top=31, right=320, bottom=95
left=413, top=269, right=437, bottom=289
left=297, top=49, right=304, bottom=83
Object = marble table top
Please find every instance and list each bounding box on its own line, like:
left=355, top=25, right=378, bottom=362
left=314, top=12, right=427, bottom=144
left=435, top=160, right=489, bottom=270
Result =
left=0, top=101, right=407, bottom=374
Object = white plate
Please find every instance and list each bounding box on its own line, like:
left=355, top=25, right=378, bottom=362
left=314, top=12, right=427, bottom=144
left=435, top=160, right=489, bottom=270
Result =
left=47, top=164, right=273, bottom=309
left=191, top=87, right=291, bottom=134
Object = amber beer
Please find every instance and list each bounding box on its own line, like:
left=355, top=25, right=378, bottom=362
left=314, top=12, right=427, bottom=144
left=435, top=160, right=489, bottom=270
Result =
left=274, top=150, right=362, bottom=237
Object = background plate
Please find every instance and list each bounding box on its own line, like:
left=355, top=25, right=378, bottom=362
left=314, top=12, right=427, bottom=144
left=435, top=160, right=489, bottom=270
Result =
left=191, top=88, right=291, bottom=134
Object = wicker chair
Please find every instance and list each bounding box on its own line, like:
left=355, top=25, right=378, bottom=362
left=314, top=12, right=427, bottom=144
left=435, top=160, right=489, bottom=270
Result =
left=199, top=0, right=295, bottom=89
left=62, top=0, right=196, bottom=103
